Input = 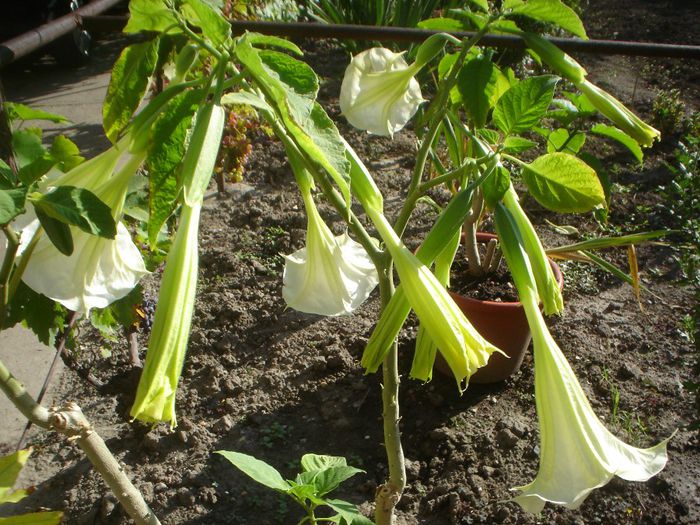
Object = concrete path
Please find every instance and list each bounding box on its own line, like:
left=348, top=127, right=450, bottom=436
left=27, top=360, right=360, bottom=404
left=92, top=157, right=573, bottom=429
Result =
left=0, top=38, right=122, bottom=451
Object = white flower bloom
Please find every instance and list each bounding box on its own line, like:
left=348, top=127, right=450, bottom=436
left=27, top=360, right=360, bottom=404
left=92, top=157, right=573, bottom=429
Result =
left=283, top=192, right=378, bottom=316
left=11, top=145, right=147, bottom=314
left=340, top=47, right=424, bottom=137
left=494, top=203, right=671, bottom=514
left=513, top=321, right=671, bottom=513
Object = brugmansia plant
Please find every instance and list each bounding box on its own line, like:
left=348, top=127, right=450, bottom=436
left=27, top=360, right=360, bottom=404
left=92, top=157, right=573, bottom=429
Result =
left=0, top=0, right=675, bottom=523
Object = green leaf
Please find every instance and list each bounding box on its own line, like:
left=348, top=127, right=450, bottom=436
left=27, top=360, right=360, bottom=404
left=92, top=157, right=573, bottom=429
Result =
left=17, top=156, right=55, bottom=186
left=457, top=57, right=509, bottom=128
left=146, top=89, right=201, bottom=246
left=260, top=50, right=319, bottom=102
left=482, top=164, right=510, bottom=209
left=5, top=103, right=69, bottom=124
left=180, top=0, right=230, bottom=47
left=493, top=75, right=558, bottom=136
left=32, top=186, right=117, bottom=239
left=546, top=128, right=586, bottom=154
left=0, top=188, right=27, bottom=224
left=417, top=18, right=467, bottom=31
left=466, top=0, right=490, bottom=12
left=221, top=91, right=272, bottom=112
left=34, top=206, right=73, bottom=256
left=313, top=466, right=364, bottom=496
left=234, top=35, right=350, bottom=204
left=507, top=0, right=587, bottom=39
left=546, top=230, right=668, bottom=254
left=216, top=451, right=291, bottom=492
left=301, top=454, right=347, bottom=472
left=11, top=130, right=46, bottom=168
left=245, top=34, right=302, bottom=55
left=591, top=123, right=643, bottom=165
left=0, top=449, right=31, bottom=503
left=503, top=136, right=537, bottom=153
left=124, top=0, right=179, bottom=33
left=50, top=136, right=84, bottom=172
left=103, top=39, right=160, bottom=143
left=325, top=499, right=373, bottom=525
left=0, top=512, right=63, bottom=525
left=521, top=152, right=605, bottom=213
left=3, top=282, right=67, bottom=346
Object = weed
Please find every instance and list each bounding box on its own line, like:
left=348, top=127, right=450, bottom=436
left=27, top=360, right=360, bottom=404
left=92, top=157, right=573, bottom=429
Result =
left=261, top=422, right=291, bottom=449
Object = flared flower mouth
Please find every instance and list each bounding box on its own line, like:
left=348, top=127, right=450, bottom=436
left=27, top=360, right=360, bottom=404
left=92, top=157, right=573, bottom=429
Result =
left=340, top=47, right=424, bottom=137
left=282, top=191, right=378, bottom=317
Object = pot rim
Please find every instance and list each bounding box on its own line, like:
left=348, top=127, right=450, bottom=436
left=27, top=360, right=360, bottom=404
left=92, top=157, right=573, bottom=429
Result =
left=449, top=231, right=564, bottom=309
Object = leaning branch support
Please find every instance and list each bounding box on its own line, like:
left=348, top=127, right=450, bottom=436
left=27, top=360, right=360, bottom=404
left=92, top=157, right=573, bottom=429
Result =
left=0, top=358, right=161, bottom=525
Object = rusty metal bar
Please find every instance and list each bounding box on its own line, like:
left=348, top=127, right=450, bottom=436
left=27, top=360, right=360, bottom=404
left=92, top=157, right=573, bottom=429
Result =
left=81, top=16, right=700, bottom=60
left=0, top=0, right=125, bottom=68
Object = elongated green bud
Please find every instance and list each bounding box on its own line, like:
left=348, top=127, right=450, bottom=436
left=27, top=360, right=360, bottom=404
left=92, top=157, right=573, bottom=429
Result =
left=414, top=33, right=450, bottom=68
left=182, top=104, right=226, bottom=205
left=575, top=80, right=660, bottom=147
left=342, top=137, right=383, bottom=213
left=502, top=185, right=563, bottom=315
left=173, top=44, right=199, bottom=85
left=523, top=32, right=587, bottom=84
left=131, top=203, right=201, bottom=426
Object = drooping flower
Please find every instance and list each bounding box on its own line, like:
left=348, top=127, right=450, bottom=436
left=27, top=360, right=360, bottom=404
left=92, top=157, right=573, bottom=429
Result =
left=367, top=208, right=500, bottom=389
left=130, top=202, right=201, bottom=426
left=283, top=184, right=378, bottom=316
left=13, top=143, right=147, bottom=314
left=494, top=204, right=671, bottom=514
left=340, top=47, right=424, bottom=137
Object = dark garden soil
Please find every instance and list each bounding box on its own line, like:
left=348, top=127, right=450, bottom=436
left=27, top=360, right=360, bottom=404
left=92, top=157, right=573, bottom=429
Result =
left=2, top=1, right=699, bottom=524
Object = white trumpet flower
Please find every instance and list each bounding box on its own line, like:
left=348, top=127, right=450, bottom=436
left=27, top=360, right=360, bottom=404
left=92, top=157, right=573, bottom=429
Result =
left=14, top=144, right=147, bottom=314
left=283, top=190, right=378, bottom=316
left=340, top=47, right=424, bottom=137
left=494, top=204, right=671, bottom=514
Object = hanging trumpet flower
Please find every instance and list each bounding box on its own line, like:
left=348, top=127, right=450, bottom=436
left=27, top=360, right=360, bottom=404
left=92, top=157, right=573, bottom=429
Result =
left=494, top=204, right=671, bottom=513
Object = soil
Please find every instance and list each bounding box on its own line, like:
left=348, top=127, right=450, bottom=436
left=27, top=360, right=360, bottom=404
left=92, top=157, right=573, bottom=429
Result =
left=2, top=1, right=699, bottom=524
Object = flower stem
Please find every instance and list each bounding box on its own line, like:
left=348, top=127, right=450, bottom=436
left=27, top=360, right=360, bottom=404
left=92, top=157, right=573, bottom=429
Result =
left=0, top=225, right=20, bottom=319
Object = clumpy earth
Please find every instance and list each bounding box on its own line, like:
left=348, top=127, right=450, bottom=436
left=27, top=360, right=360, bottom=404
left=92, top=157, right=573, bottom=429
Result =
left=2, top=0, right=699, bottom=524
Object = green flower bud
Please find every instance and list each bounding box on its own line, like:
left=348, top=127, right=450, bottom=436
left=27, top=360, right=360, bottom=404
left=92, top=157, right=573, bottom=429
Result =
left=523, top=32, right=587, bottom=84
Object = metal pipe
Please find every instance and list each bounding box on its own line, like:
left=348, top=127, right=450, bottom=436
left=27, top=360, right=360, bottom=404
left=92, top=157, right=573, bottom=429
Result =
left=0, top=0, right=125, bottom=68
left=81, top=16, right=700, bottom=60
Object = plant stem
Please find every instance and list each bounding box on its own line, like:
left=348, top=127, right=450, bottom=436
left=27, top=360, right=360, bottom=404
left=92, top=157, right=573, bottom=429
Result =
left=374, top=271, right=405, bottom=525
left=464, top=188, right=485, bottom=276
left=0, top=225, right=20, bottom=321
left=0, top=358, right=161, bottom=524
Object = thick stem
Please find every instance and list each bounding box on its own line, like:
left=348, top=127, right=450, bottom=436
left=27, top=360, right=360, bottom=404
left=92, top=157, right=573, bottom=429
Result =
left=374, top=273, right=405, bottom=525
left=464, top=189, right=484, bottom=277
left=0, top=359, right=160, bottom=524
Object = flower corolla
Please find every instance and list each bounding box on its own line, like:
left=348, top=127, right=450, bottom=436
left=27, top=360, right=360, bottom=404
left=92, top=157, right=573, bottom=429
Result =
left=340, top=47, right=424, bottom=137
left=283, top=190, right=378, bottom=316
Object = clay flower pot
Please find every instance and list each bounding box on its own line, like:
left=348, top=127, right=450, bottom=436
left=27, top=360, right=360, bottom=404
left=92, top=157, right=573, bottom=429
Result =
left=436, top=233, right=564, bottom=384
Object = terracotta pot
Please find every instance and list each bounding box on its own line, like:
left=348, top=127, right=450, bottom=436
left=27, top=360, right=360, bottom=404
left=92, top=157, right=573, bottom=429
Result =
left=435, top=232, right=564, bottom=384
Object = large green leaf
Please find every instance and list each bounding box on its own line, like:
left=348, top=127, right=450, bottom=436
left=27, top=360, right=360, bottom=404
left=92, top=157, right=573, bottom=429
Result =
left=124, top=0, right=179, bottom=33
left=417, top=17, right=467, bottom=31
left=32, top=186, right=117, bottom=239
left=326, top=499, right=374, bottom=525
left=103, top=39, right=160, bottom=143
left=0, top=188, right=27, bottom=225
left=493, top=75, right=558, bottom=136
left=506, top=0, right=587, bottom=39
left=180, top=0, right=230, bottom=47
left=216, top=451, right=291, bottom=492
left=591, top=123, right=643, bottom=165
left=301, top=454, right=347, bottom=472
left=521, top=152, right=605, bottom=213
left=234, top=35, right=350, bottom=203
left=457, top=57, right=509, bottom=128
left=482, top=163, right=510, bottom=209
left=146, top=90, right=201, bottom=246
left=17, top=156, right=55, bottom=186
